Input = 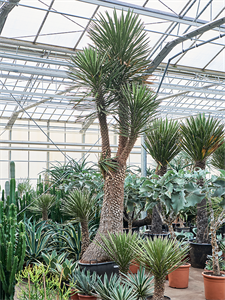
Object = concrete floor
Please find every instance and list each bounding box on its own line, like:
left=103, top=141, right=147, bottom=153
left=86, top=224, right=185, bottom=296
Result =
left=165, top=267, right=205, bottom=300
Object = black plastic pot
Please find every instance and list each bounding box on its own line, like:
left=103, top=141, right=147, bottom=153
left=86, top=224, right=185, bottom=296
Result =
left=175, top=227, right=190, bottom=233
left=144, top=232, right=170, bottom=240
left=78, top=261, right=119, bottom=278
left=189, top=242, right=212, bottom=268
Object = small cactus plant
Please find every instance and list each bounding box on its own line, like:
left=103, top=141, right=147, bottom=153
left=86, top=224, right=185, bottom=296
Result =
left=0, top=201, right=26, bottom=300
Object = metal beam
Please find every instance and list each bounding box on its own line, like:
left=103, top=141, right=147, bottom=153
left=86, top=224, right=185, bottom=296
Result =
left=148, top=16, right=225, bottom=74
left=78, top=0, right=225, bottom=31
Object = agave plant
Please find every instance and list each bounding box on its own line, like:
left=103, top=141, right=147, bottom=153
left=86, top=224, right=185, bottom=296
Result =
left=29, top=194, right=56, bottom=221
left=54, top=259, right=78, bottom=282
left=24, top=219, right=52, bottom=265
left=53, top=223, right=82, bottom=260
left=122, top=267, right=154, bottom=300
left=94, top=273, right=121, bottom=300
left=61, top=189, right=96, bottom=256
left=71, top=268, right=97, bottom=296
left=135, top=237, right=190, bottom=300
left=41, top=250, right=67, bottom=269
left=181, top=113, right=224, bottom=243
left=96, top=232, right=139, bottom=275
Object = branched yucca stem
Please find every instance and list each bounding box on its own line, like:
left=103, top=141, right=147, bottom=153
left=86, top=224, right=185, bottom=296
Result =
left=155, top=205, right=176, bottom=239
left=208, top=197, right=220, bottom=276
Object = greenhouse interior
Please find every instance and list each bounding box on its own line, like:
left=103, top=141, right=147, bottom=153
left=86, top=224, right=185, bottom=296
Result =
left=0, top=0, right=225, bottom=300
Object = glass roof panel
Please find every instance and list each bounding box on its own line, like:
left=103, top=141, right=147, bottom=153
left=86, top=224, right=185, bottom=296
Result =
left=1, top=2, right=46, bottom=40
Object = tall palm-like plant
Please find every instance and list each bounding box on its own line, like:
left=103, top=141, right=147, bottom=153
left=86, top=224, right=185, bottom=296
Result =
left=29, top=194, right=56, bottom=221
left=144, top=118, right=180, bottom=234
left=181, top=113, right=224, bottom=243
left=61, top=189, right=96, bottom=256
left=67, top=10, right=159, bottom=262
left=211, top=142, right=225, bottom=170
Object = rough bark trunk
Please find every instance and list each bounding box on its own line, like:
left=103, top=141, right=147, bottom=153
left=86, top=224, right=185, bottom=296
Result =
left=151, top=204, right=163, bottom=234
left=153, top=277, right=165, bottom=300
left=195, top=160, right=209, bottom=243
left=151, top=164, right=167, bottom=234
left=42, top=210, right=48, bottom=221
left=80, top=220, right=90, bottom=257
left=81, top=166, right=126, bottom=262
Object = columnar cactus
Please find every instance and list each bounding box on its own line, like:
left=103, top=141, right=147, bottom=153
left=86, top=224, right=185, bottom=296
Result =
left=0, top=201, right=26, bottom=300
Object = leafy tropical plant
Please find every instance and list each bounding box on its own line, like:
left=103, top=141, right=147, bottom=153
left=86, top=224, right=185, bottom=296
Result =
left=135, top=237, right=190, bottom=300
left=180, top=113, right=224, bottom=243
left=66, top=9, right=159, bottom=262
left=29, top=194, right=56, bottom=221
left=96, top=232, right=139, bottom=275
left=141, top=169, right=205, bottom=239
left=24, top=219, right=52, bottom=265
left=61, top=189, right=97, bottom=256
left=123, top=267, right=154, bottom=300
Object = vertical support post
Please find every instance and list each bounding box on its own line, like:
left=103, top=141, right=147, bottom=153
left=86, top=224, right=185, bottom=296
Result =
left=47, top=120, right=50, bottom=170
left=141, top=134, right=147, bottom=220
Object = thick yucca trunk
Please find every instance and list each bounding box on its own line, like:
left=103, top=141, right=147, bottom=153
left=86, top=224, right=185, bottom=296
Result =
left=151, top=165, right=167, bottom=234
left=195, top=161, right=209, bottom=243
left=153, top=277, right=165, bottom=300
left=81, top=166, right=126, bottom=262
left=80, top=220, right=90, bottom=257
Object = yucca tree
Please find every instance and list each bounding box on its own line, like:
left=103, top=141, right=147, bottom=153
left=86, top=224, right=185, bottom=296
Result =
left=144, top=118, right=180, bottom=234
left=67, top=10, right=159, bottom=262
left=211, top=142, right=225, bottom=170
left=135, top=237, right=189, bottom=300
left=96, top=232, right=139, bottom=275
left=29, top=194, right=56, bottom=221
left=181, top=113, right=224, bottom=243
left=61, top=189, right=97, bottom=256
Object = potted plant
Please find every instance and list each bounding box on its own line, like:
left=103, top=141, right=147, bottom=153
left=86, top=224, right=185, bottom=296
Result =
left=96, top=231, right=139, bottom=275
left=66, top=9, right=159, bottom=265
left=144, top=118, right=180, bottom=235
left=123, top=267, right=154, bottom=299
left=71, top=268, right=97, bottom=300
left=201, top=171, right=225, bottom=300
left=141, top=169, right=204, bottom=289
left=134, top=237, right=190, bottom=300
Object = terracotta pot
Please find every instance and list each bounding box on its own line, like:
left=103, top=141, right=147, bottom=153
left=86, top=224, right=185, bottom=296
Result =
left=168, top=263, right=191, bottom=288
left=129, top=260, right=140, bottom=274
left=70, top=289, right=79, bottom=300
left=78, top=294, right=97, bottom=300
left=202, top=271, right=225, bottom=300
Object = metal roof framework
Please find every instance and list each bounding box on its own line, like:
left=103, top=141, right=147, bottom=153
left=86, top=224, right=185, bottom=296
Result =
left=0, top=0, right=225, bottom=131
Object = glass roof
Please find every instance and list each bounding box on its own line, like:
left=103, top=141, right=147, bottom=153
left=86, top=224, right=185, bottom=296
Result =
left=0, top=0, right=225, bottom=129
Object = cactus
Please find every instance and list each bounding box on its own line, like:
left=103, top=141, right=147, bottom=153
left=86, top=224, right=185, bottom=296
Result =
left=5, top=181, right=10, bottom=198
left=0, top=202, right=26, bottom=300
left=10, top=161, right=15, bottom=179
